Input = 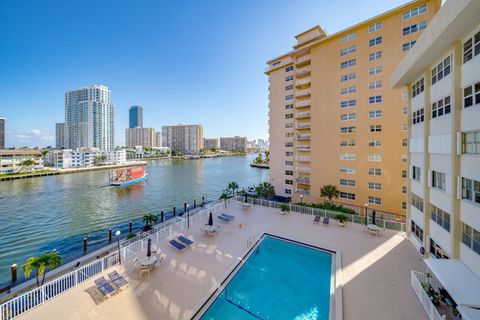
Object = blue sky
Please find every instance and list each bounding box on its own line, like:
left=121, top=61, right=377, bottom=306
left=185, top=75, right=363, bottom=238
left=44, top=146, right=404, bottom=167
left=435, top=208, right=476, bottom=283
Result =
left=0, top=0, right=411, bottom=147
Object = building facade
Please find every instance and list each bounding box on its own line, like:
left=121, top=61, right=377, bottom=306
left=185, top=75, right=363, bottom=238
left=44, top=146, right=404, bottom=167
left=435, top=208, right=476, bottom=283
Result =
left=0, top=117, right=5, bottom=149
left=129, top=105, right=143, bottom=128
left=392, top=0, right=480, bottom=277
left=155, top=131, right=162, bottom=148
left=266, top=0, right=440, bottom=217
left=204, top=138, right=220, bottom=150
left=0, top=149, right=44, bottom=174
left=125, top=127, right=156, bottom=148
left=220, top=136, right=247, bottom=152
left=55, top=122, right=65, bottom=149
left=161, top=124, right=204, bottom=155
left=65, top=85, right=115, bottom=150
left=45, top=148, right=126, bottom=169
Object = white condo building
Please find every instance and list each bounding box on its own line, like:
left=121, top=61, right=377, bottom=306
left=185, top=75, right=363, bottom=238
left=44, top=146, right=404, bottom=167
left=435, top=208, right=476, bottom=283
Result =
left=392, top=0, right=480, bottom=317
left=65, top=85, right=115, bottom=150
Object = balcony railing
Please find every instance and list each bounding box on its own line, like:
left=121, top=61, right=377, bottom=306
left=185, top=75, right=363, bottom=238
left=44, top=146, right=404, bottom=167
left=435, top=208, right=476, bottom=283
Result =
left=296, top=167, right=311, bottom=173
left=295, top=77, right=311, bottom=87
left=296, top=145, right=311, bottom=151
left=295, top=123, right=311, bottom=130
left=295, top=112, right=311, bottom=119
left=295, top=189, right=311, bottom=195
left=295, top=66, right=311, bottom=77
left=296, top=177, right=311, bottom=184
left=411, top=271, right=446, bottom=320
left=295, top=54, right=311, bottom=65
left=296, top=134, right=311, bottom=141
left=295, top=89, right=311, bottom=98
left=295, top=100, right=311, bottom=108
left=296, top=156, right=311, bottom=162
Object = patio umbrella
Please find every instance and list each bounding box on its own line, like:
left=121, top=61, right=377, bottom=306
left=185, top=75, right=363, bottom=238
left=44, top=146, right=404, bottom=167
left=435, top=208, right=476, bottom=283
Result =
left=244, top=192, right=248, bottom=203
left=371, top=210, right=376, bottom=226
left=147, top=238, right=152, bottom=257
left=208, top=212, right=213, bottom=227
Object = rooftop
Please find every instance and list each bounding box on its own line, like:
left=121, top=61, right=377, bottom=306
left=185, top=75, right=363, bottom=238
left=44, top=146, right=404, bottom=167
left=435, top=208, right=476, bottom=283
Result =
left=16, top=200, right=428, bottom=320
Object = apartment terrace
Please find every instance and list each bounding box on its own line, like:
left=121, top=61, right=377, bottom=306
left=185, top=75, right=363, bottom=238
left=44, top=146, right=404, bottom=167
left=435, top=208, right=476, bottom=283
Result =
left=7, top=200, right=430, bottom=320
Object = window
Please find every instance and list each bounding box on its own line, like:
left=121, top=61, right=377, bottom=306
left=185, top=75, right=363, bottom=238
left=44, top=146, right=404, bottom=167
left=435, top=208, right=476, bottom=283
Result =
left=340, top=140, right=356, bottom=147
left=412, top=166, right=421, bottom=181
left=403, top=92, right=409, bottom=100
left=369, top=36, right=382, bottom=47
left=285, top=189, right=292, bottom=194
left=369, top=22, right=382, bottom=33
left=340, top=113, right=356, bottom=121
left=340, top=45, right=356, bottom=56
left=368, top=182, right=381, bottom=190
left=340, top=179, right=356, bottom=187
left=403, top=41, right=416, bottom=51
left=340, top=86, right=356, bottom=95
left=431, top=205, right=450, bottom=232
left=285, top=170, right=293, bottom=176
left=368, top=139, right=382, bottom=147
left=285, top=142, right=293, bottom=147
left=340, top=99, right=356, bottom=108
left=285, top=85, right=293, bottom=91
left=285, top=123, right=293, bottom=128
left=368, top=196, right=381, bottom=205
left=432, top=96, right=451, bottom=119
left=285, top=113, right=293, bottom=119
left=285, top=104, right=293, bottom=110
left=403, top=4, right=427, bottom=20
left=285, top=151, right=293, bottom=156
left=412, top=108, right=424, bottom=124
left=285, top=180, right=293, bottom=185
left=369, top=125, right=382, bottom=132
left=272, top=61, right=281, bottom=67
left=462, top=223, right=480, bottom=255
left=340, top=126, right=356, bottom=133
left=368, top=51, right=382, bottom=61
left=340, top=72, right=356, bottom=82
left=403, top=107, right=408, bottom=115
left=339, top=192, right=356, bottom=200
left=462, top=130, right=480, bottom=154
left=285, top=66, right=293, bottom=72
left=368, top=95, right=382, bottom=104
left=402, top=123, right=408, bottom=131
left=432, top=56, right=451, bottom=85
left=285, top=75, right=294, bottom=81
left=285, top=132, right=293, bottom=137
left=402, top=202, right=407, bottom=210
left=430, top=238, right=449, bottom=259
left=369, top=80, right=382, bottom=89
left=340, top=154, right=356, bottom=160
left=369, top=66, right=382, bottom=75
left=402, top=138, right=408, bottom=147
left=463, top=30, right=480, bottom=63
left=432, top=171, right=446, bottom=191
left=341, top=32, right=356, bottom=43
left=403, top=21, right=427, bottom=35
left=402, top=186, right=407, bottom=193
left=463, top=81, right=480, bottom=108
left=462, top=177, right=480, bottom=205
left=340, top=167, right=356, bottom=174
left=412, top=193, right=424, bottom=212
left=368, top=168, right=381, bottom=176
left=285, top=94, right=294, bottom=100
left=411, top=220, right=424, bottom=242
left=402, top=170, right=407, bottom=178
left=412, top=78, right=424, bottom=97
left=368, top=110, right=382, bottom=118
left=340, top=59, right=356, bottom=69
left=285, top=161, right=293, bottom=166
left=368, top=154, right=381, bottom=162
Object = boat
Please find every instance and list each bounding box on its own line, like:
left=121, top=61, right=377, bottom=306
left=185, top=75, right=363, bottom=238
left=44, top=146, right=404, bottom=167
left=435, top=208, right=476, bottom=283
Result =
left=109, top=166, right=148, bottom=187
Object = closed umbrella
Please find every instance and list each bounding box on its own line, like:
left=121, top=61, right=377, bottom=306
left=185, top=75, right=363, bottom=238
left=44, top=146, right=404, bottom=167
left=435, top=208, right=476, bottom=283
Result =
left=371, top=210, right=376, bottom=226
left=244, top=192, right=248, bottom=203
left=147, top=238, right=152, bottom=257
left=208, top=212, right=213, bottom=227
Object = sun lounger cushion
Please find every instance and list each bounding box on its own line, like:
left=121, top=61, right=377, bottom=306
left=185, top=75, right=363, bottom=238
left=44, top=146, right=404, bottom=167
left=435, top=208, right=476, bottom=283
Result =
left=177, top=236, right=194, bottom=246
left=323, top=217, right=330, bottom=225
left=314, top=216, right=321, bottom=222
left=169, top=239, right=186, bottom=251
left=95, top=277, right=116, bottom=296
left=221, top=213, right=235, bottom=219
left=218, top=215, right=232, bottom=222
left=108, top=271, right=128, bottom=288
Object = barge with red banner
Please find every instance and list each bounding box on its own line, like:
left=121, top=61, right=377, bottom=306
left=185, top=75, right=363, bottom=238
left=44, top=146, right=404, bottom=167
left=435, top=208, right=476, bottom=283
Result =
left=109, top=165, right=147, bottom=186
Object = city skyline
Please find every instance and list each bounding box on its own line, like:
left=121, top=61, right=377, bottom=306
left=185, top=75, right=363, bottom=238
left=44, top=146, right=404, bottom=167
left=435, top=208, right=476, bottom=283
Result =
left=0, top=0, right=414, bottom=147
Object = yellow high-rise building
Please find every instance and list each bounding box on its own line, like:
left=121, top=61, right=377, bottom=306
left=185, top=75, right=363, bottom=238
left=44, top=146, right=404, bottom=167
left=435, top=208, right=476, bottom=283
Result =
left=266, top=0, right=440, bottom=218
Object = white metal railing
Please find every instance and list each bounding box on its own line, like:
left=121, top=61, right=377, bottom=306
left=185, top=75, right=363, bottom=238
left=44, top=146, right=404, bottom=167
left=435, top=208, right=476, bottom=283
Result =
left=296, top=177, right=310, bottom=184
left=295, top=189, right=311, bottom=196
left=296, top=167, right=311, bottom=173
left=411, top=271, right=446, bottom=320
left=295, top=100, right=311, bottom=108
left=0, top=201, right=224, bottom=320
left=295, top=54, right=311, bottom=64
left=296, top=156, right=311, bottom=162
left=295, top=89, right=311, bottom=97
left=296, top=145, right=311, bottom=151
left=295, top=124, right=311, bottom=130
left=295, top=78, right=311, bottom=87
left=296, top=134, right=311, bottom=140
left=295, top=112, right=311, bottom=119
left=295, top=66, right=311, bottom=76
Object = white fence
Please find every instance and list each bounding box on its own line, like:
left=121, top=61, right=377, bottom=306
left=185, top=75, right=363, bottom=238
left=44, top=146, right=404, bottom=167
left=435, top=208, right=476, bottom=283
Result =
left=237, top=196, right=406, bottom=232
left=411, top=271, right=446, bottom=320
left=0, top=200, right=224, bottom=320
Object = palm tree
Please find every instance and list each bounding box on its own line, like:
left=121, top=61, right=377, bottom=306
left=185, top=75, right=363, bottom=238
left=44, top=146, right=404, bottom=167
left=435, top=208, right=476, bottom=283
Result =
left=255, top=182, right=275, bottom=199
left=320, top=185, right=340, bottom=203
left=19, top=159, right=37, bottom=173
left=219, top=191, right=229, bottom=208
left=142, top=213, right=158, bottom=231
left=94, top=155, right=107, bottom=166
left=22, top=252, right=62, bottom=287
left=227, top=181, right=239, bottom=196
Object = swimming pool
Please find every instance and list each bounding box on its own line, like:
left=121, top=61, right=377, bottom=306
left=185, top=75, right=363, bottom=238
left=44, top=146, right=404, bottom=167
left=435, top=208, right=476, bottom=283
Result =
left=199, top=235, right=334, bottom=320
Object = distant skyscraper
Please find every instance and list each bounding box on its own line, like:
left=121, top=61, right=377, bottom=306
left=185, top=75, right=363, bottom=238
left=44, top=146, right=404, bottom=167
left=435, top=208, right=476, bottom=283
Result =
left=129, top=106, right=143, bottom=128
left=65, top=85, right=115, bottom=150
left=0, top=117, right=5, bottom=149
left=125, top=128, right=156, bottom=147
left=55, top=123, right=65, bottom=149
left=220, top=136, right=247, bottom=152
left=162, top=124, right=204, bottom=154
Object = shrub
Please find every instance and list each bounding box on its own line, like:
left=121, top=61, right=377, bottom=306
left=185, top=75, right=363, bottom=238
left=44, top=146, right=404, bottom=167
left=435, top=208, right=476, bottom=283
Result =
left=126, top=232, right=136, bottom=240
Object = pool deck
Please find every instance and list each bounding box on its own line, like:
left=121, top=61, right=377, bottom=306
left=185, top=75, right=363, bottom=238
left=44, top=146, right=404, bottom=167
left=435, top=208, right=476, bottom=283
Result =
left=18, top=200, right=427, bottom=320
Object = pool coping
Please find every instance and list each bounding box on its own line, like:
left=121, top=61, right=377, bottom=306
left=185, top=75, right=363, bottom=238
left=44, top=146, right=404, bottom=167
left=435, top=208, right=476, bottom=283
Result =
left=191, top=232, right=343, bottom=320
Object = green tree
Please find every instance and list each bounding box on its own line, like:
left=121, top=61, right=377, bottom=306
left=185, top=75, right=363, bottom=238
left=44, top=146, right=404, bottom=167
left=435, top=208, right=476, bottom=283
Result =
left=22, top=252, right=62, bottom=287
left=219, top=191, right=230, bottom=208
left=320, top=184, right=340, bottom=203
left=255, top=182, right=275, bottom=199
left=142, top=213, right=158, bottom=231
left=94, top=155, right=107, bottom=166
left=227, top=181, right=239, bottom=196
left=19, top=159, right=37, bottom=173
left=254, top=154, right=263, bottom=164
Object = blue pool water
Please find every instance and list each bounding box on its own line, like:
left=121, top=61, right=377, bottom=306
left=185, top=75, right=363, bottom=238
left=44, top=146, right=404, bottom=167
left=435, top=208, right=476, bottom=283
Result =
left=200, top=235, right=333, bottom=320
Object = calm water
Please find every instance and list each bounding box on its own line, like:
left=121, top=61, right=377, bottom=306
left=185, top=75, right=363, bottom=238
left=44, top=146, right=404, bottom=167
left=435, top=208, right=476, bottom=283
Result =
left=201, top=235, right=332, bottom=320
left=0, top=154, right=268, bottom=284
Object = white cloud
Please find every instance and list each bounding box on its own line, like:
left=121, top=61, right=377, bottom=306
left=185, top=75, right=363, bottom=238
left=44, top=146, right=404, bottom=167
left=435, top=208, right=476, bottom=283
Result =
left=11, top=129, right=54, bottom=143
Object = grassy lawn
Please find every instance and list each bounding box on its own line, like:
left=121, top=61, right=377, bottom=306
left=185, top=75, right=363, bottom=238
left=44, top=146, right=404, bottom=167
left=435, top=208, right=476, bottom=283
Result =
left=0, top=169, right=57, bottom=178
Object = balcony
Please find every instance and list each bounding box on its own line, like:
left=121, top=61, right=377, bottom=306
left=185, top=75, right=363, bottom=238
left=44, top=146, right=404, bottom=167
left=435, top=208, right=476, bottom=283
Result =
left=296, top=134, right=311, bottom=141
left=295, top=100, right=311, bottom=109
left=296, top=166, right=311, bottom=174
left=295, top=55, right=311, bottom=67
left=295, top=89, right=311, bottom=98
left=295, top=66, right=311, bottom=78
left=295, top=189, right=311, bottom=196
left=296, top=145, right=311, bottom=151
left=295, top=123, right=311, bottom=130
left=295, top=77, right=311, bottom=88
left=296, top=156, right=311, bottom=162
left=264, top=57, right=293, bottom=72
left=295, top=112, right=311, bottom=119
left=296, top=177, right=311, bottom=184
